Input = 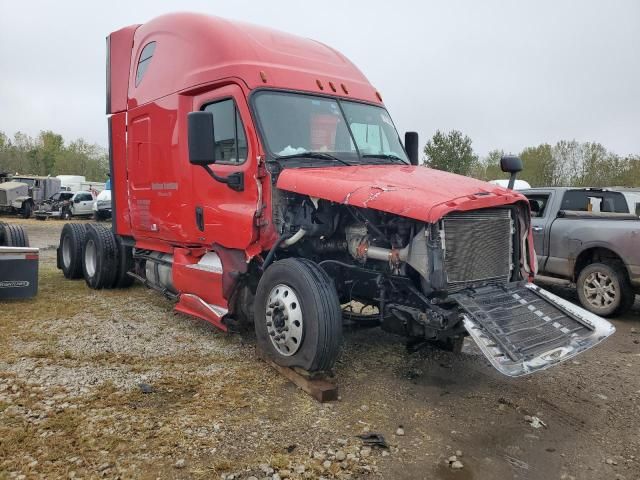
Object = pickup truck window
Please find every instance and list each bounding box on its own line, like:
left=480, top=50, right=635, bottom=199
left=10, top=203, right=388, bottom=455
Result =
left=76, top=193, right=93, bottom=202
left=526, top=194, right=550, bottom=217
left=253, top=91, right=408, bottom=164
left=203, top=99, right=247, bottom=164
left=560, top=190, right=629, bottom=214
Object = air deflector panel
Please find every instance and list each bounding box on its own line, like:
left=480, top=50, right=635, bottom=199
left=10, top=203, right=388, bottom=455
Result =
left=453, top=282, right=615, bottom=377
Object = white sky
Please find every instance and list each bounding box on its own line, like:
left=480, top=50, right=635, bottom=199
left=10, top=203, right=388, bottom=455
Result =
left=1, top=0, right=639, bottom=156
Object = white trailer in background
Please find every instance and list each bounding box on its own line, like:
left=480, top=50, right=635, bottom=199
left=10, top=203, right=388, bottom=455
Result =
left=56, top=175, right=105, bottom=196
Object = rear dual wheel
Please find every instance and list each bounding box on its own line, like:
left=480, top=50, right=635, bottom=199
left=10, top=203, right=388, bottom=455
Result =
left=254, top=258, right=342, bottom=373
left=58, top=223, right=133, bottom=288
left=0, top=223, right=29, bottom=247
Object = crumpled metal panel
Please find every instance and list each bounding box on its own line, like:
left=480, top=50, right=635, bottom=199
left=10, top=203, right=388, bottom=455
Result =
left=461, top=283, right=615, bottom=377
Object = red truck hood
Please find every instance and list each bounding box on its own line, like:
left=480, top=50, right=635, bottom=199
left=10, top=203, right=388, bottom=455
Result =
left=276, top=165, right=526, bottom=223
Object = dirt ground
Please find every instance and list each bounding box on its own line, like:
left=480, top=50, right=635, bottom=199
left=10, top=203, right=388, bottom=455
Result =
left=1, top=218, right=639, bottom=480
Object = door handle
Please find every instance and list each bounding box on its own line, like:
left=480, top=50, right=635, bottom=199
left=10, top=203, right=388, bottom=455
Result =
left=195, top=206, right=204, bottom=232
left=532, top=226, right=543, bottom=232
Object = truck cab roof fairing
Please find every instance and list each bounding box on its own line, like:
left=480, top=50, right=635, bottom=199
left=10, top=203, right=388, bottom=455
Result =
left=126, top=12, right=381, bottom=109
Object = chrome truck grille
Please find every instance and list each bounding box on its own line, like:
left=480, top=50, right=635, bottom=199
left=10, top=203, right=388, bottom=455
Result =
left=442, top=208, right=513, bottom=292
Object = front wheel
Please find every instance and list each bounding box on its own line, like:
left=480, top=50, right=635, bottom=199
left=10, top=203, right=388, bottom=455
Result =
left=577, top=262, right=634, bottom=317
left=22, top=201, right=33, bottom=219
left=61, top=207, right=72, bottom=220
left=254, top=258, right=342, bottom=372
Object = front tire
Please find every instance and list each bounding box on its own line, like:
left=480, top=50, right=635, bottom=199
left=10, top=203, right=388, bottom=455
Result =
left=254, top=258, right=342, bottom=372
left=577, top=262, right=634, bottom=317
left=22, top=201, right=33, bottom=219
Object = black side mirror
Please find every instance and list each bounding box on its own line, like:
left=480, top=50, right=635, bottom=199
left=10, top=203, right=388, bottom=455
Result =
left=500, top=155, right=523, bottom=190
left=500, top=155, right=523, bottom=174
left=187, top=111, right=216, bottom=166
left=404, top=131, right=419, bottom=166
left=187, top=111, right=244, bottom=192
left=74, top=198, right=81, bottom=204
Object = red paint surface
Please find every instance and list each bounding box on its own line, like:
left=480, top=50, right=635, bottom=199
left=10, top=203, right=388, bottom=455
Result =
left=277, top=165, right=528, bottom=222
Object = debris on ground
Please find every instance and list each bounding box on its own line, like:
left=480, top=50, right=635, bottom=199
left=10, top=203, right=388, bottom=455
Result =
left=524, top=415, right=548, bottom=429
left=356, top=432, right=390, bottom=448
left=447, top=455, right=464, bottom=469
left=138, top=382, right=154, bottom=394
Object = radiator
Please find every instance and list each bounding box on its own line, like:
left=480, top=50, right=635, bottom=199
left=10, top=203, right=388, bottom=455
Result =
left=442, top=208, right=513, bottom=292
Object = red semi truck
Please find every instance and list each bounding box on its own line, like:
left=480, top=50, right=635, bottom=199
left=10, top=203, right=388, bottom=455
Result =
left=57, top=12, right=613, bottom=377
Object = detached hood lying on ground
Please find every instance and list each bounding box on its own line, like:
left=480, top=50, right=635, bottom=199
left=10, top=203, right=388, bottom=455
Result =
left=276, top=165, right=526, bottom=222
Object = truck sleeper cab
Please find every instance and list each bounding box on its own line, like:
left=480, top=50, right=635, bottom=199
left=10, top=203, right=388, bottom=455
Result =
left=58, top=12, right=614, bottom=378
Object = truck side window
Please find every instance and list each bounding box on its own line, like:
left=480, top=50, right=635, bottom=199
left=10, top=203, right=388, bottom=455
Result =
left=525, top=194, right=550, bottom=217
left=135, top=42, right=156, bottom=87
left=203, top=99, right=247, bottom=164
left=561, top=190, right=628, bottom=213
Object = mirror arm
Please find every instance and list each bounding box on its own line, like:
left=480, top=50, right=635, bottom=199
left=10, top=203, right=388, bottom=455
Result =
left=202, top=165, right=244, bottom=192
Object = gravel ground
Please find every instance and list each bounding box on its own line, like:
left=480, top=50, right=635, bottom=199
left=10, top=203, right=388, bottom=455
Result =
left=1, top=218, right=639, bottom=480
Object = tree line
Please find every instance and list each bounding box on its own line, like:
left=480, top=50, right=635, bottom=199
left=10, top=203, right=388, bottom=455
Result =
left=424, top=130, right=640, bottom=187
left=0, top=130, right=109, bottom=181
left=2, top=128, right=638, bottom=188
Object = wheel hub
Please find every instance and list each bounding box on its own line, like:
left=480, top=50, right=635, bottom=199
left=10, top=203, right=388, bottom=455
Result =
left=584, top=271, right=616, bottom=308
left=265, top=284, right=303, bottom=356
left=84, top=239, right=97, bottom=278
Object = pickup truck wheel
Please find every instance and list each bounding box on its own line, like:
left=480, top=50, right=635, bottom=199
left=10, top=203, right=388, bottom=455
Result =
left=577, top=262, right=633, bottom=317
left=58, top=223, right=87, bottom=279
left=254, top=258, right=342, bottom=372
left=61, top=207, right=72, bottom=220
left=82, top=224, right=118, bottom=289
left=1, top=224, right=29, bottom=247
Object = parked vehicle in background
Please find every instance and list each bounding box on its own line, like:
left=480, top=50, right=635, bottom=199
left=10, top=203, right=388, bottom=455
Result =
left=523, top=187, right=640, bottom=316
left=489, top=179, right=532, bottom=190
left=56, top=174, right=106, bottom=196
left=93, top=189, right=112, bottom=221
left=35, top=191, right=95, bottom=220
left=0, top=174, right=61, bottom=218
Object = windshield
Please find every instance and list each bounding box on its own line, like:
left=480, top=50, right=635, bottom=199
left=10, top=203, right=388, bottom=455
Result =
left=253, top=91, right=408, bottom=164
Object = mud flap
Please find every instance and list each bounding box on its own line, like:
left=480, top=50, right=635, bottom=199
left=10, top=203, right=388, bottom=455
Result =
left=453, top=282, right=615, bottom=377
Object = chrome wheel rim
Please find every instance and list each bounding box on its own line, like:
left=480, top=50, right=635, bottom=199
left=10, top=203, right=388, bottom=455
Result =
left=84, top=239, right=97, bottom=278
left=584, top=271, right=616, bottom=308
left=62, top=235, right=72, bottom=269
left=266, top=284, right=303, bottom=356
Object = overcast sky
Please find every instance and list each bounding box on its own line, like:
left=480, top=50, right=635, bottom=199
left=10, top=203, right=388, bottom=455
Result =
left=1, top=0, right=638, bottom=156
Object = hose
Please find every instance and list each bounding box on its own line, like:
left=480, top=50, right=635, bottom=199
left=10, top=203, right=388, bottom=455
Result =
left=261, top=232, right=289, bottom=271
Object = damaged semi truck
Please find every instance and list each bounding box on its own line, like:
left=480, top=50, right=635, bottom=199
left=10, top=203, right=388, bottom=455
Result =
left=57, top=13, right=614, bottom=377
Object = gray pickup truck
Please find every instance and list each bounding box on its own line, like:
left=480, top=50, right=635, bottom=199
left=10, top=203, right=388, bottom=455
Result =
left=522, top=187, right=640, bottom=317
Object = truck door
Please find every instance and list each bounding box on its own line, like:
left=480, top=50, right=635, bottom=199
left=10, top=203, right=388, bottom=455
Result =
left=74, top=192, right=94, bottom=215
left=524, top=191, right=552, bottom=268
left=189, top=85, right=259, bottom=249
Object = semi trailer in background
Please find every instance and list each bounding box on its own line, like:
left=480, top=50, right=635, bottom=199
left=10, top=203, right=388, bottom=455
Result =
left=57, top=13, right=614, bottom=378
